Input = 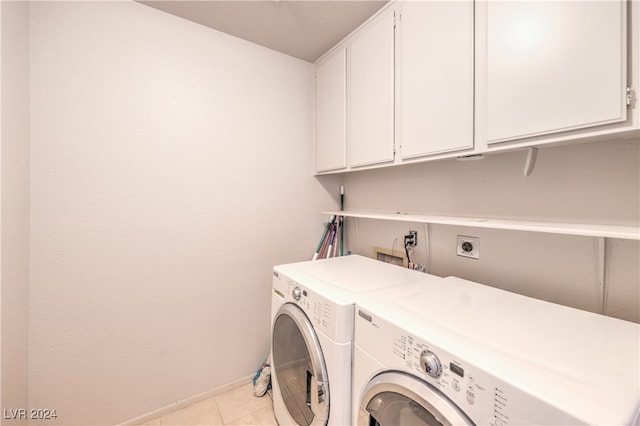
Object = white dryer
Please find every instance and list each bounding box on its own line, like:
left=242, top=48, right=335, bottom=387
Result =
left=270, top=255, right=443, bottom=426
left=353, top=275, right=640, bottom=425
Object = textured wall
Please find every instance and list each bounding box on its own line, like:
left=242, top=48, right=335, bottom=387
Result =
left=1, top=2, right=30, bottom=424
left=29, top=2, right=337, bottom=424
left=343, top=140, right=640, bottom=323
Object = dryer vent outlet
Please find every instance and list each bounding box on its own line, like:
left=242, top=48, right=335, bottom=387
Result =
left=457, top=236, right=479, bottom=259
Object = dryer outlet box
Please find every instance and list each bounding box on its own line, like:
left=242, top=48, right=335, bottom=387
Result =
left=457, top=236, right=479, bottom=259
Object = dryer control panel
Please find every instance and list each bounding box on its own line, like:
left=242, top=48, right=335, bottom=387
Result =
left=291, top=283, right=333, bottom=332
left=272, top=270, right=355, bottom=343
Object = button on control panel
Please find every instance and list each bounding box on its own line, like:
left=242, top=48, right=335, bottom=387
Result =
left=292, top=286, right=302, bottom=301
left=420, top=350, right=443, bottom=378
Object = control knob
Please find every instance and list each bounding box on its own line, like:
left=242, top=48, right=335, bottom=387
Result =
left=292, top=286, right=302, bottom=301
left=420, top=350, right=442, bottom=378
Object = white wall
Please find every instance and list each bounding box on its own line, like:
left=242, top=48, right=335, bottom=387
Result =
left=1, top=2, right=30, bottom=424
left=29, top=2, right=337, bottom=424
left=343, top=140, right=640, bottom=323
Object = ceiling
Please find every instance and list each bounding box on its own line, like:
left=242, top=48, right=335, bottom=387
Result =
left=138, top=1, right=388, bottom=63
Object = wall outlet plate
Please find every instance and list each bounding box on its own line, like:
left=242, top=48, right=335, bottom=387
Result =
left=457, top=235, right=479, bottom=259
left=405, top=230, right=418, bottom=247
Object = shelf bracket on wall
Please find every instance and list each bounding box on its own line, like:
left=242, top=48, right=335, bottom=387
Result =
left=595, top=237, right=607, bottom=314
left=523, top=147, right=538, bottom=177
left=423, top=223, right=431, bottom=273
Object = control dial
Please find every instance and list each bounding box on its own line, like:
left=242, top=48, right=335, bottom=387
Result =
left=292, top=287, right=302, bottom=301
left=420, top=350, right=442, bottom=378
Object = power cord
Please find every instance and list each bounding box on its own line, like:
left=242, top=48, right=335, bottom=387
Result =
left=404, top=241, right=412, bottom=266
left=404, top=231, right=417, bottom=268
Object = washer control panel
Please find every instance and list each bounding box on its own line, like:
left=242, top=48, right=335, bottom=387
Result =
left=355, top=307, right=581, bottom=425
left=358, top=308, right=496, bottom=421
left=401, top=334, right=488, bottom=411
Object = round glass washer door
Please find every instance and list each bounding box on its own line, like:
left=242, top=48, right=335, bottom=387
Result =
left=359, top=371, right=474, bottom=426
left=272, top=303, right=329, bottom=426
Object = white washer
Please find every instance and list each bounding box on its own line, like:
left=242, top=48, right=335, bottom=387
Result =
left=353, top=275, right=640, bottom=425
left=271, top=255, right=444, bottom=426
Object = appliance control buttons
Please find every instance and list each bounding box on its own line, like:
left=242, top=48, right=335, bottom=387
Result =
left=419, top=350, right=442, bottom=378
left=452, top=381, right=461, bottom=392
left=292, top=287, right=302, bottom=301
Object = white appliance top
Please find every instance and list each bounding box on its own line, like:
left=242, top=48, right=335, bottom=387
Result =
left=274, top=255, right=436, bottom=306
left=357, top=275, right=640, bottom=425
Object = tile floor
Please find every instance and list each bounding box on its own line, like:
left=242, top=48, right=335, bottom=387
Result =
left=140, top=383, right=277, bottom=425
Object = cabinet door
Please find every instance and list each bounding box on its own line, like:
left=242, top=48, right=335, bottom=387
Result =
left=316, top=48, right=347, bottom=172
left=399, top=1, right=474, bottom=159
left=349, top=9, right=395, bottom=168
left=483, top=0, right=627, bottom=144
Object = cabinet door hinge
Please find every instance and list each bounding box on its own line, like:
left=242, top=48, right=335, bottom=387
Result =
left=626, top=86, right=634, bottom=107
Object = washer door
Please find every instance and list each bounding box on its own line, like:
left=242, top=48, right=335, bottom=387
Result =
left=272, top=303, right=329, bottom=426
left=359, top=372, right=474, bottom=426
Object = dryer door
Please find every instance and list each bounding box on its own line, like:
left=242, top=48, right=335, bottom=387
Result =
left=272, top=303, right=329, bottom=426
left=359, top=372, right=474, bottom=426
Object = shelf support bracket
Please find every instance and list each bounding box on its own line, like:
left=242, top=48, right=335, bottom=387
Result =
left=595, top=237, right=606, bottom=314
left=523, top=147, right=538, bottom=177
left=423, top=223, right=431, bottom=273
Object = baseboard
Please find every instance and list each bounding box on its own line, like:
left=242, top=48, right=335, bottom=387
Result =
left=117, top=374, right=254, bottom=426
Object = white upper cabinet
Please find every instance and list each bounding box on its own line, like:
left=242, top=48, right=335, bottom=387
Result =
left=398, top=1, right=474, bottom=159
left=315, top=47, right=347, bottom=173
left=478, top=0, right=628, bottom=145
left=348, top=8, right=396, bottom=168
left=314, top=0, right=637, bottom=174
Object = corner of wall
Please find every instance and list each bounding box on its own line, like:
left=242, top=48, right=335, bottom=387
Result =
left=0, top=1, right=31, bottom=424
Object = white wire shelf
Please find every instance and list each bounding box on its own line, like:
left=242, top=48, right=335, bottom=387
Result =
left=322, top=210, right=640, bottom=240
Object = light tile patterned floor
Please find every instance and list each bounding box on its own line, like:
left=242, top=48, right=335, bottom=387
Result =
left=140, top=383, right=276, bottom=425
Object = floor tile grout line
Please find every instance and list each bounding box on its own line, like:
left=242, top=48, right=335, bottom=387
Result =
left=138, top=382, right=275, bottom=425
left=212, top=394, right=224, bottom=425
left=217, top=384, right=273, bottom=425
left=224, top=404, right=268, bottom=426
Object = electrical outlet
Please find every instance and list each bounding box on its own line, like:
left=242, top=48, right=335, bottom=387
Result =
left=405, top=230, right=417, bottom=247
left=457, top=236, right=479, bottom=259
